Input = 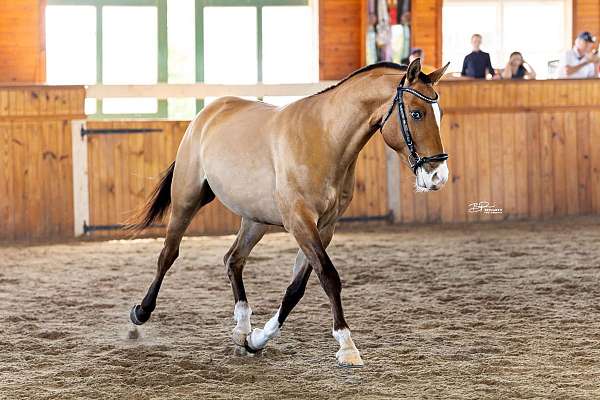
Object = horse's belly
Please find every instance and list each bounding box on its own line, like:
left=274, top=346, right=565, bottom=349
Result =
left=203, top=152, right=282, bottom=226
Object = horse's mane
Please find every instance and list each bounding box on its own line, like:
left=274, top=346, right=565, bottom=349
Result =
left=311, top=62, right=408, bottom=97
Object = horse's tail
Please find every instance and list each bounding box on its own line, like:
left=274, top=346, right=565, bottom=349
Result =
left=126, top=161, right=175, bottom=234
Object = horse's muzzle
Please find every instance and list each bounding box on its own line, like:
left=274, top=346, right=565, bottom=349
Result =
left=415, top=161, right=448, bottom=191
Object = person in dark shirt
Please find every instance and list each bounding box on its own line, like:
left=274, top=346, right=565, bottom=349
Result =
left=501, top=51, right=536, bottom=80
left=461, top=34, right=496, bottom=79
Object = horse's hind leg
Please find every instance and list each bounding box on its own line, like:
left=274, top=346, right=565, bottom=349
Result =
left=130, top=177, right=215, bottom=325
left=224, top=218, right=268, bottom=346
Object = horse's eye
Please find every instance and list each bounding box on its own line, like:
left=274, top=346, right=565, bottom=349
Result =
left=410, top=111, right=423, bottom=120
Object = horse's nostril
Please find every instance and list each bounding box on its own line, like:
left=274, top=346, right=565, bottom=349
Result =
left=431, top=172, right=440, bottom=185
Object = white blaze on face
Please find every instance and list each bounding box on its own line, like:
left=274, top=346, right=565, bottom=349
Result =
left=432, top=102, right=442, bottom=130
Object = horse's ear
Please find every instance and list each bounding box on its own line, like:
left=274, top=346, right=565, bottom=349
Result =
left=427, top=62, right=450, bottom=85
left=406, top=58, right=421, bottom=84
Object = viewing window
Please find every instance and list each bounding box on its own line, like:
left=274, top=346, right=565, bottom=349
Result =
left=442, top=0, right=572, bottom=79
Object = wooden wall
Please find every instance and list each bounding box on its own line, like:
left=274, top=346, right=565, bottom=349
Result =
left=574, top=0, right=600, bottom=40
left=397, top=79, right=600, bottom=223
left=411, top=0, right=442, bottom=68
left=0, top=85, right=85, bottom=241
left=319, top=0, right=363, bottom=80
left=2, top=79, right=600, bottom=241
left=0, top=0, right=46, bottom=83
left=84, top=120, right=388, bottom=237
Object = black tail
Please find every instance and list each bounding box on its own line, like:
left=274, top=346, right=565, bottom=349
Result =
left=126, top=161, right=175, bottom=233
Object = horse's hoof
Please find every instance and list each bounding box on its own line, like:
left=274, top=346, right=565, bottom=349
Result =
left=243, top=339, right=262, bottom=354
left=336, top=348, right=364, bottom=368
left=233, top=345, right=262, bottom=357
left=130, top=304, right=150, bottom=325
left=232, top=327, right=250, bottom=347
left=233, top=345, right=249, bottom=357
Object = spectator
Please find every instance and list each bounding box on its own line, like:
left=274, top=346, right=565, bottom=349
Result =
left=558, top=32, right=599, bottom=79
left=461, top=34, right=497, bottom=79
left=408, top=48, right=435, bottom=74
left=501, top=52, right=536, bottom=80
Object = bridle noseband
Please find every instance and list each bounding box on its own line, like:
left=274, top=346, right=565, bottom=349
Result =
left=379, top=78, right=448, bottom=174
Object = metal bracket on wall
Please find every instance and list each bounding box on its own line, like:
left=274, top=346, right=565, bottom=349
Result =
left=80, top=127, right=163, bottom=137
left=83, top=222, right=167, bottom=234
left=338, top=211, right=394, bottom=224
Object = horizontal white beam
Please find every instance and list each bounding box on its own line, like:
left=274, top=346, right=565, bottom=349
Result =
left=86, top=82, right=339, bottom=99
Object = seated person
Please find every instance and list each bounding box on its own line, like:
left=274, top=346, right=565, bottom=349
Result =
left=501, top=52, right=536, bottom=80
left=408, top=48, right=436, bottom=74
left=558, top=31, right=599, bottom=79
left=461, top=34, right=497, bottom=79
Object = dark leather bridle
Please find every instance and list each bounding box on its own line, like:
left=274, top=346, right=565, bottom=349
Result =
left=379, top=77, right=449, bottom=174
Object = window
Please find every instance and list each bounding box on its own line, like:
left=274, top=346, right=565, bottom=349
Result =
left=46, top=0, right=316, bottom=119
left=442, top=0, right=572, bottom=79
left=196, top=0, right=317, bottom=113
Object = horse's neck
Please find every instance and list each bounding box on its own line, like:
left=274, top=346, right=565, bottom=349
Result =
left=318, top=75, right=394, bottom=170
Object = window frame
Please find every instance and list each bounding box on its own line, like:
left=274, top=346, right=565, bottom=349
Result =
left=194, top=0, right=310, bottom=113
left=47, top=0, right=311, bottom=118
left=47, top=0, right=168, bottom=119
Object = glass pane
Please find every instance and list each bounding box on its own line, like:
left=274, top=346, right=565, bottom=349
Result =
left=46, top=6, right=96, bottom=84
left=102, top=98, right=158, bottom=114
left=204, top=7, right=257, bottom=83
left=442, top=2, right=499, bottom=73
left=502, top=1, right=567, bottom=79
left=262, top=6, right=315, bottom=83
left=167, top=0, right=195, bottom=119
left=84, top=98, right=97, bottom=115
left=168, top=98, right=196, bottom=120
left=102, top=6, right=157, bottom=84
left=102, top=6, right=158, bottom=114
left=168, top=0, right=195, bottom=83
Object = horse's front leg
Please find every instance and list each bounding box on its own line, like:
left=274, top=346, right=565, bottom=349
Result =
left=289, top=209, right=362, bottom=367
left=245, top=204, right=363, bottom=367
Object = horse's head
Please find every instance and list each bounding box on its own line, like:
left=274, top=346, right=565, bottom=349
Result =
left=380, top=59, right=450, bottom=192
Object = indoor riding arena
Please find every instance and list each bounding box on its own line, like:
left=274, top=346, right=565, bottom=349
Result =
left=1, top=1, right=600, bottom=399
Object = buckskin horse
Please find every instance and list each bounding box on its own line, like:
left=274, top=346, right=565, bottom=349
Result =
left=129, top=59, right=450, bottom=367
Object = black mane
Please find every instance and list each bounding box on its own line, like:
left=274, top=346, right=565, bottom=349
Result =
left=312, top=62, right=408, bottom=96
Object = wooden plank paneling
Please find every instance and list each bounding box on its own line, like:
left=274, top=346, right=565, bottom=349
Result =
left=0, top=0, right=46, bottom=83
left=0, top=85, right=80, bottom=241
left=573, top=0, right=600, bottom=41
left=3, top=78, right=600, bottom=241
left=412, top=0, right=442, bottom=68
left=319, top=0, right=362, bottom=80
left=85, top=120, right=389, bottom=237
left=576, top=111, right=592, bottom=214
left=395, top=79, right=600, bottom=224
left=590, top=111, right=600, bottom=213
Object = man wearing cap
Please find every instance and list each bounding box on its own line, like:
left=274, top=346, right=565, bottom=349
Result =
left=558, top=32, right=599, bottom=79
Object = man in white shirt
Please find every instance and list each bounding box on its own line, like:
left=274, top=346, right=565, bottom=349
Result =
left=558, top=32, right=599, bottom=79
